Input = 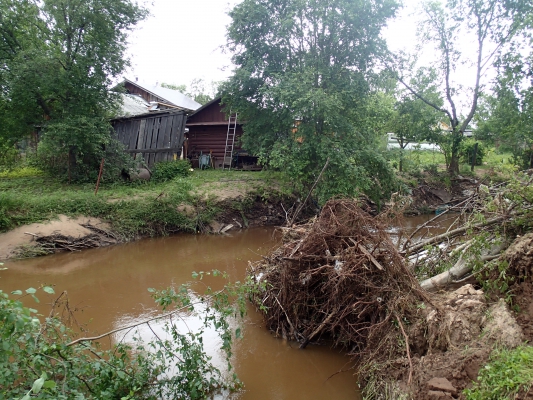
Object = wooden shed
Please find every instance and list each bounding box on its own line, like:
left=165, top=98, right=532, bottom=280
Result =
left=111, top=110, right=187, bottom=168
left=186, top=98, right=258, bottom=169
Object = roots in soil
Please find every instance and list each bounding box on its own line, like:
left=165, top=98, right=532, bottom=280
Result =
left=249, top=199, right=433, bottom=363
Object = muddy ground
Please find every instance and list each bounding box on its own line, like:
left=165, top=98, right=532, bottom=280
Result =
left=386, top=234, right=533, bottom=399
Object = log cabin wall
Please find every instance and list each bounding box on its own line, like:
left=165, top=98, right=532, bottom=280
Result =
left=186, top=99, right=244, bottom=168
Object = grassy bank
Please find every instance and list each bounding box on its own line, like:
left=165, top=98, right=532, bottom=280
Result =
left=0, top=168, right=292, bottom=239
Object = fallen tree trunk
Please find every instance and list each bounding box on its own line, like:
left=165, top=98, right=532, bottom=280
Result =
left=420, top=243, right=506, bottom=292
left=406, top=216, right=506, bottom=255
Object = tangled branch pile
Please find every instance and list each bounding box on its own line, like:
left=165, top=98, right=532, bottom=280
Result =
left=249, top=199, right=431, bottom=359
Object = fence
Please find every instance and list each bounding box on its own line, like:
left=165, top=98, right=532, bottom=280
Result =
left=112, top=110, right=187, bottom=168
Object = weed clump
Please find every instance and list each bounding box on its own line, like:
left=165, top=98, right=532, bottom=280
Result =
left=152, top=160, right=192, bottom=182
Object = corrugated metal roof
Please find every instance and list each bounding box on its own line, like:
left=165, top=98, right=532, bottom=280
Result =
left=115, top=93, right=150, bottom=117
left=123, top=78, right=202, bottom=111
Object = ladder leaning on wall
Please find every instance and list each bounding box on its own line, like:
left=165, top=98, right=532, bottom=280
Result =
left=223, top=113, right=238, bottom=170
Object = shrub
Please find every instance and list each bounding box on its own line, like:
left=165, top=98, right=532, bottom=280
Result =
left=34, top=117, right=134, bottom=183
left=460, top=139, right=486, bottom=166
left=152, top=159, right=192, bottom=182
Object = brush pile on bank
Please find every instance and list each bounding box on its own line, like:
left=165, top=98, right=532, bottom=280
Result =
left=248, top=199, right=431, bottom=359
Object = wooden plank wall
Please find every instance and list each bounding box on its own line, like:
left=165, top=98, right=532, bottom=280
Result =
left=113, top=111, right=186, bottom=168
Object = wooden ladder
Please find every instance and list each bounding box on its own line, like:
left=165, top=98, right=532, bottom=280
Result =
left=223, top=113, right=238, bottom=170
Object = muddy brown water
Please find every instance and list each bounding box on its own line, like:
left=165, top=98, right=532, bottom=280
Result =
left=1, top=214, right=453, bottom=399
left=2, top=227, right=360, bottom=399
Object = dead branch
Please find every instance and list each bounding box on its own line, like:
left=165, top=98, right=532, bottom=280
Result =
left=249, top=199, right=431, bottom=366
left=406, top=216, right=506, bottom=255
left=420, top=243, right=506, bottom=292
left=289, top=157, right=329, bottom=226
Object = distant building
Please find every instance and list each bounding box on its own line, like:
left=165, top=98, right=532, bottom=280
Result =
left=185, top=97, right=259, bottom=169
left=109, top=79, right=201, bottom=168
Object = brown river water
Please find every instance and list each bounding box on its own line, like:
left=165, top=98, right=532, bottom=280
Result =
left=1, top=214, right=453, bottom=399
left=2, top=227, right=360, bottom=399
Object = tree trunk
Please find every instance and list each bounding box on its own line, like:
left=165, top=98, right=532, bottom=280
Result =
left=420, top=243, right=506, bottom=292
left=448, top=131, right=462, bottom=175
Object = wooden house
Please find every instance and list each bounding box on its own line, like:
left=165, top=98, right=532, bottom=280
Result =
left=185, top=97, right=259, bottom=169
left=111, top=109, right=188, bottom=168
left=110, top=79, right=201, bottom=168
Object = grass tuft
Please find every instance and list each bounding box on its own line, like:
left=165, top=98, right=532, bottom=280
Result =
left=464, top=346, right=533, bottom=400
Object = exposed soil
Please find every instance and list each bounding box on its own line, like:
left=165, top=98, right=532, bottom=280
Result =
left=513, top=281, right=533, bottom=342
left=395, top=286, right=525, bottom=399
left=0, top=215, right=112, bottom=261
left=386, top=233, right=533, bottom=399
left=503, top=233, right=533, bottom=343
left=408, top=177, right=481, bottom=215
left=0, top=193, right=293, bottom=260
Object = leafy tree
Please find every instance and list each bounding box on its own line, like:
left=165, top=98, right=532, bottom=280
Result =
left=0, top=0, right=148, bottom=180
left=221, top=0, right=399, bottom=204
left=391, top=0, right=530, bottom=175
left=475, top=48, right=533, bottom=168
left=387, top=83, right=443, bottom=172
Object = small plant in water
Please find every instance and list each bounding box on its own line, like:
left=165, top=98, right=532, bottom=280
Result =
left=0, top=269, right=252, bottom=399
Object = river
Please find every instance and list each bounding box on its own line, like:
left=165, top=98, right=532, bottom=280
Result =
left=2, top=227, right=360, bottom=399
left=1, top=214, right=455, bottom=399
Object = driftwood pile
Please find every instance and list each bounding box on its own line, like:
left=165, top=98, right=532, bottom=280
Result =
left=249, top=199, right=430, bottom=358
left=20, top=223, right=118, bottom=256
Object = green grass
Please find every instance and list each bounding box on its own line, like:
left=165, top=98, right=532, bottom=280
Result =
left=464, top=346, right=533, bottom=400
left=394, top=146, right=515, bottom=178
left=0, top=168, right=291, bottom=239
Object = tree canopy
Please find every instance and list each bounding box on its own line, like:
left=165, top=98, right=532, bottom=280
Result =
left=392, top=0, right=530, bottom=175
left=222, top=0, right=400, bottom=203
left=475, top=41, right=533, bottom=168
left=0, top=0, right=147, bottom=180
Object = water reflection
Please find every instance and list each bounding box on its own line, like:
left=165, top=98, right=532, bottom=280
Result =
left=2, top=228, right=360, bottom=399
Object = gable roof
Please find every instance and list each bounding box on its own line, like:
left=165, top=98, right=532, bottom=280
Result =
left=117, top=78, right=202, bottom=112
left=187, top=96, right=222, bottom=117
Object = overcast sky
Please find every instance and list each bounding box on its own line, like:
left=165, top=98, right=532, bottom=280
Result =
left=125, top=0, right=424, bottom=88
left=125, top=0, right=240, bottom=87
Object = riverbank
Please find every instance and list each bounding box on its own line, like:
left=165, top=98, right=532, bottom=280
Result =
left=250, top=186, right=533, bottom=399
left=0, top=169, right=294, bottom=260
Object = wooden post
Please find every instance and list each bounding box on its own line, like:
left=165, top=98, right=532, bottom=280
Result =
left=471, top=142, right=478, bottom=172
left=94, top=158, right=105, bottom=195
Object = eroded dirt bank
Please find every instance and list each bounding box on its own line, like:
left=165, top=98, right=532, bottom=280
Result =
left=249, top=197, right=533, bottom=399
left=0, top=195, right=290, bottom=261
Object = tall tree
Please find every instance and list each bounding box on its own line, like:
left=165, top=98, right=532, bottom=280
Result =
left=391, top=0, right=529, bottom=175
left=476, top=47, right=533, bottom=168
left=386, top=70, right=444, bottom=172
left=222, top=0, right=399, bottom=203
left=0, top=0, right=147, bottom=179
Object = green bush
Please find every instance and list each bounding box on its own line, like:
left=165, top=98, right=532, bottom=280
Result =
left=34, top=117, right=134, bottom=183
left=152, top=159, right=192, bottom=182
left=0, top=272, right=247, bottom=399
left=0, top=141, right=22, bottom=171
left=460, top=139, right=486, bottom=166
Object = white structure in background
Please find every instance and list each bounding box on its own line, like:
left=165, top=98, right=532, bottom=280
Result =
left=386, top=133, right=440, bottom=151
